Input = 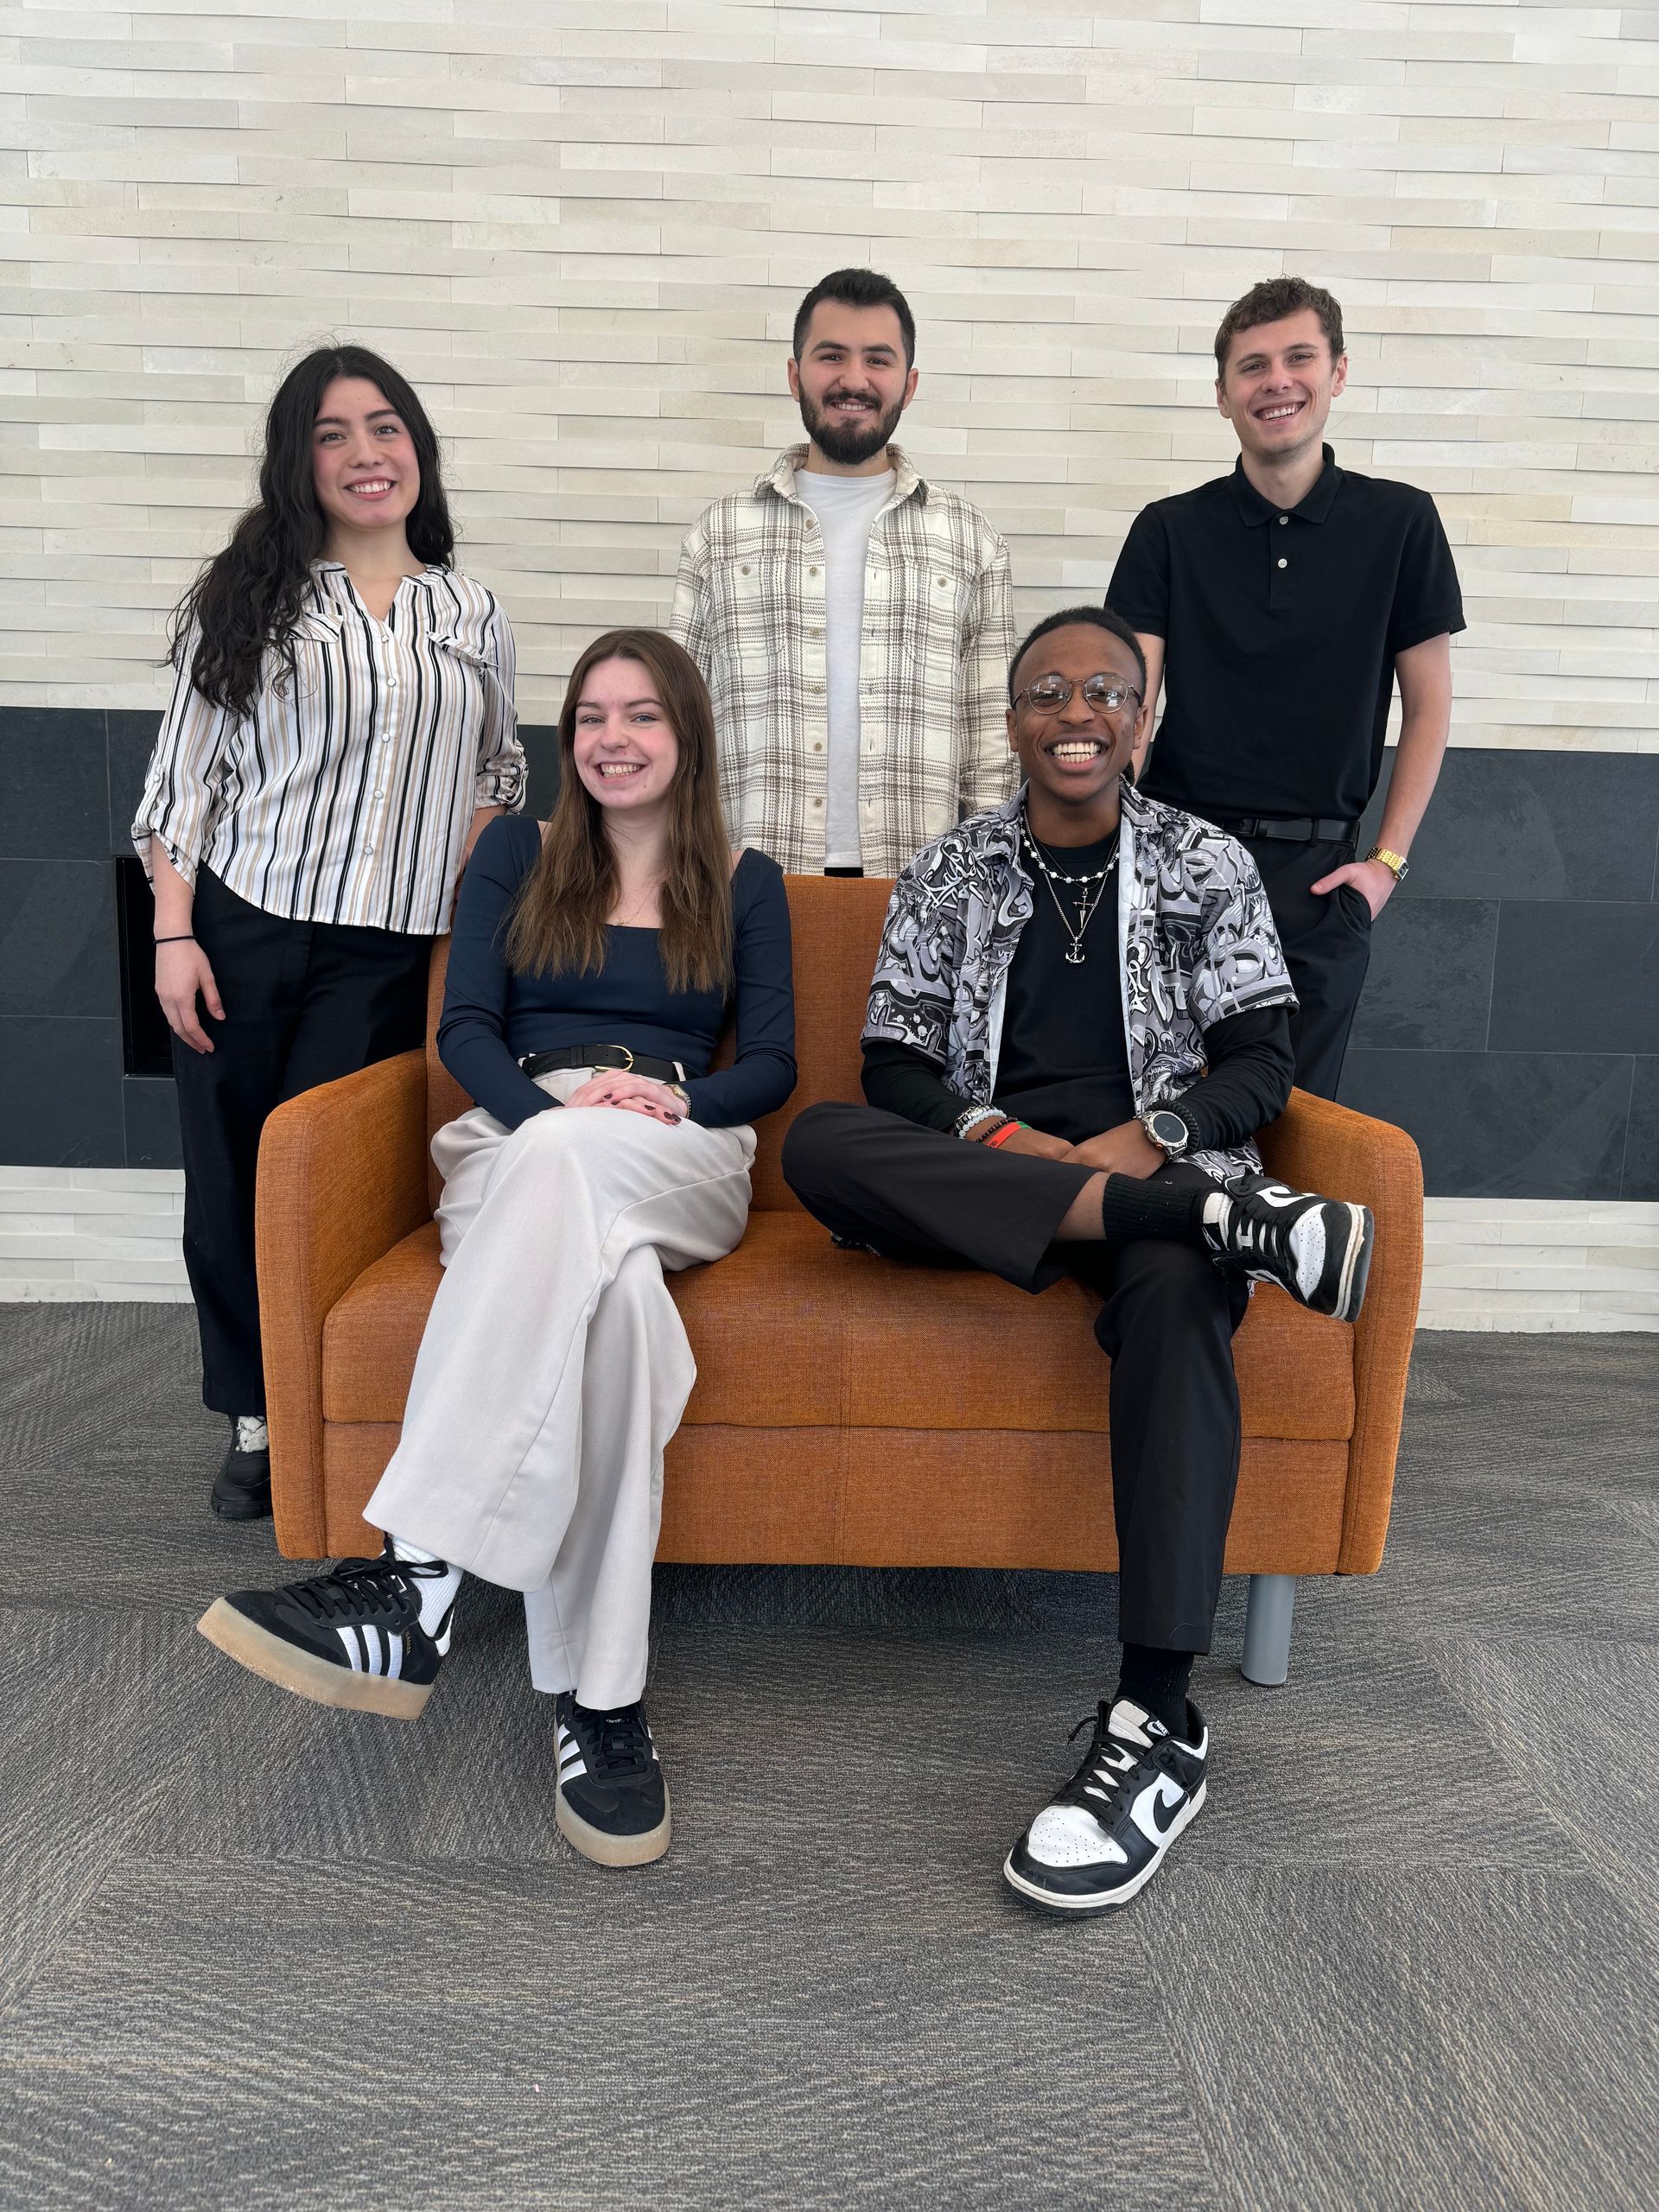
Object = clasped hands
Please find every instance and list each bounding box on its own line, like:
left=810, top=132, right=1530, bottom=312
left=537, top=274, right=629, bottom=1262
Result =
left=993, top=1119, right=1163, bottom=1179
left=563, top=1071, right=685, bottom=1126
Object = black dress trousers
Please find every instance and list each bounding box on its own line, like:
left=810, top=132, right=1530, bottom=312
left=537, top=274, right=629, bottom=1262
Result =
left=172, top=868, right=431, bottom=1416
left=780, top=1103, right=1250, bottom=1655
left=1245, top=835, right=1372, bottom=1102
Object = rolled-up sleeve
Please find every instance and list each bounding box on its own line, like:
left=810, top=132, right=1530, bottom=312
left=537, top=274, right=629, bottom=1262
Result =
left=130, top=632, right=234, bottom=885
left=473, top=600, right=525, bottom=811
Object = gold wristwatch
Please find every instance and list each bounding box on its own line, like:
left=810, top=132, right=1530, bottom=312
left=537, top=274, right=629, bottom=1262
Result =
left=1367, top=845, right=1409, bottom=883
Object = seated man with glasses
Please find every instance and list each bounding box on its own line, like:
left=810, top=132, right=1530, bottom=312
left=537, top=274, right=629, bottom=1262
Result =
left=781, top=605, right=1376, bottom=1916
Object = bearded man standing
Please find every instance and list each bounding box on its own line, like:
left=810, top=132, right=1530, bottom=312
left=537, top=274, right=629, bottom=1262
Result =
left=671, top=267, right=1015, bottom=876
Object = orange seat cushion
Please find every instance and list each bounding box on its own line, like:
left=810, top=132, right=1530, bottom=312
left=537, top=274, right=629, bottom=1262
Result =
left=322, top=1211, right=1354, bottom=1440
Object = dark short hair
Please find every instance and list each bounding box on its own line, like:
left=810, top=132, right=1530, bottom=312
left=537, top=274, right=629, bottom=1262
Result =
left=792, top=268, right=916, bottom=368
left=1213, top=276, right=1344, bottom=378
left=1009, top=605, right=1147, bottom=703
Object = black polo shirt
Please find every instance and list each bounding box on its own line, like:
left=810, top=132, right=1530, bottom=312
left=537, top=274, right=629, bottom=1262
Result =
left=1107, top=446, right=1465, bottom=823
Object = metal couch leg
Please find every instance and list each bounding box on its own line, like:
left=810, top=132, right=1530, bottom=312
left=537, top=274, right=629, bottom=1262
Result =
left=1240, top=1573, right=1296, bottom=1687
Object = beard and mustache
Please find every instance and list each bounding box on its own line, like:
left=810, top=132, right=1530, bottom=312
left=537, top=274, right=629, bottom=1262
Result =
left=798, top=383, right=906, bottom=467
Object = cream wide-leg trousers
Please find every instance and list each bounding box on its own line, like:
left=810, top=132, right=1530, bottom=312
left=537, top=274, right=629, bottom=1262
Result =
left=365, top=1068, right=756, bottom=1709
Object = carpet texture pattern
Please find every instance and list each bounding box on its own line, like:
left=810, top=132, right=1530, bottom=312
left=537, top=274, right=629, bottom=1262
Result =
left=0, top=1304, right=1655, bottom=2210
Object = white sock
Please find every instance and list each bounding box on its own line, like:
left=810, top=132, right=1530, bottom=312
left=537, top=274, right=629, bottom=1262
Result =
left=233, top=1414, right=269, bottom=1452
left=385, top=1534, right=463, bottom=1644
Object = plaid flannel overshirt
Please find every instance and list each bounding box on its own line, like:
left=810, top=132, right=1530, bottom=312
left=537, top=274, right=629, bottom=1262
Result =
left=671, top=445, right=1017, bottom=875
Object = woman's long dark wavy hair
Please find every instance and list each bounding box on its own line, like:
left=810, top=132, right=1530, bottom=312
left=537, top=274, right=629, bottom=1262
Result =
left=168, top=344, right=454, bottom=717
left=505, top=631, right=734, bottom=997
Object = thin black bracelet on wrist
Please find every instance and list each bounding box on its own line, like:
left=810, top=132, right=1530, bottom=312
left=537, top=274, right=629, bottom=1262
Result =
left=154, top=934, right=196, bottom=945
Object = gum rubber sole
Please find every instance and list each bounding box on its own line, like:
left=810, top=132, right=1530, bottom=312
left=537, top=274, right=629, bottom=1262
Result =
left=196, top=1599, right=431, bottom=1719
left=556, top=1781, right=672, bottom=1868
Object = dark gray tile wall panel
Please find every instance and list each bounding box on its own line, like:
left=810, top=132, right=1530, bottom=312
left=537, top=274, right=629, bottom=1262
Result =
left=0, top=860, right=119, bottom=1020
left=1, top=707, right=1656, bottom=1196
left=106, top=710, right=162, bottom=858
left=0, top=1017, right=124, bottom=1168
left=1, top=707, right=109, bottom=862
left=1339, top=1050, right=1634, bottom=1203
left=1349, top=898, right=1497, bottom=1053
left=1488, top=900, right=1659, bottom=1058
left=123, top=1076, right=183, bottom=1170
left=520, top=722, right=559, bottom=820
left=1359, top=748, right=1659, bottom=903
left=1623, top=1058, right=1659, bottom=1204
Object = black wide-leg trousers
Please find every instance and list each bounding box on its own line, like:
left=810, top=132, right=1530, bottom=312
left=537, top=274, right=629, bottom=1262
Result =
left=172, top=869, right=431, bottom=1417
left=1246, top=836, right=1373, bottom=1103
left=780, top=1103, right=1250, bottom=1654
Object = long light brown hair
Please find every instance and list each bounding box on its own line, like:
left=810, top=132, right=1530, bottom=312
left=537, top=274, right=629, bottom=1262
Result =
left=504, top=629, right=733, bottom=995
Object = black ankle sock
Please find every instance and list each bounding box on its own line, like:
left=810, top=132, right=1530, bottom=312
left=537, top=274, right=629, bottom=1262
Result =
left=1098, top=1173, right=1207, bottom=1244
left=1115, top=1643, right=1195, bottom=1738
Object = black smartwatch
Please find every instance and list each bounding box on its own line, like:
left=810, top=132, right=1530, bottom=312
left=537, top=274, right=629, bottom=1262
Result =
left=1140, top=1106, right=1192, bottom=1159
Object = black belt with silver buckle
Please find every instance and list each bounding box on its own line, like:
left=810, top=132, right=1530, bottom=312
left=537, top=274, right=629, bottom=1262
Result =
left=1220, top=815, right=1359, bottom=844
left=518, top=1044, right=686, bottom=1084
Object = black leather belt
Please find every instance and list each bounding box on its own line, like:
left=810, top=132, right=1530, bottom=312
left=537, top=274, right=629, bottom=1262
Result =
left=1220, top=816, right=1359, bottom=843
left=519, top=1045, right=685, bottom=1084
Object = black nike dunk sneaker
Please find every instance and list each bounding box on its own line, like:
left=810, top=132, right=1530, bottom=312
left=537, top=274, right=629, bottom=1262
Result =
left=554, top=1693, right=671, bottom=1867
left=196, top=1544, right=456, bottom=1719
left=1200, top=1173, right=1374, bottom=1322
left=1003, top=1697, right=1209, bottom=1915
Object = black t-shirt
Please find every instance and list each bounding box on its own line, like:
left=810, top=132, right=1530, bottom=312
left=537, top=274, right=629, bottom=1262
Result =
left=1107, top=446, right=1465, bottom=822
left=991, top=831, right=1135, bottom=1145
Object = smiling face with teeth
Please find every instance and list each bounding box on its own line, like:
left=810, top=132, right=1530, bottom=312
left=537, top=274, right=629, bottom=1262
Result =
left=788, top=300, right=918, bottom=475
left=1005, top=620, right=1150, bottom=848
left=1216, top=308, right=1346, bottom=475
left=571, top=654, right=683, bottom=823
left=310, top=375, right=421, bottom=546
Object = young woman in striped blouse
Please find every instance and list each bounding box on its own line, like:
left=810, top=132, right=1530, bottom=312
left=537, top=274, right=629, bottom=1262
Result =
left=134, top=344, right=524, bottom=1522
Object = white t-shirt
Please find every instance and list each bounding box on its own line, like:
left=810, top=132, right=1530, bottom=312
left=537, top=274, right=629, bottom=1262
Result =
left=795, top=468, right=895, bottom=869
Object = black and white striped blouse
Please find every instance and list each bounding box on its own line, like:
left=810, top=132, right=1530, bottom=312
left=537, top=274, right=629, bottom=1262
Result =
left=133, top=563, right=525, bottom=935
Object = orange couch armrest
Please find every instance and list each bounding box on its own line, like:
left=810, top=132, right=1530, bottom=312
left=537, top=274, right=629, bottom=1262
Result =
left=255, top=1049, right=430, bottom=1559
left=1257, top=1088, right=1424, bottom=1576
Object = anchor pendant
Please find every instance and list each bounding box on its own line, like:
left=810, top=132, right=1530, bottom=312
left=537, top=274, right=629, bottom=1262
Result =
left=1065, top=943, right=1085, bottom=965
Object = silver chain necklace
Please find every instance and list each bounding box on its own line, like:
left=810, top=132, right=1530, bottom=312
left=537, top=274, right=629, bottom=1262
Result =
left=1020, top=818, right=1119, bottom=966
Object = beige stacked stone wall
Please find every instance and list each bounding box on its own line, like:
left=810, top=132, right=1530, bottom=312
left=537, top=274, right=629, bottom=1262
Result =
left=2, top=0, right=1655, bottom=742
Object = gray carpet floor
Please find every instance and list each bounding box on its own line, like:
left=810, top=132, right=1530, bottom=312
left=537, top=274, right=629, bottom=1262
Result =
left=0, top=1305, right=1655, bottom=2211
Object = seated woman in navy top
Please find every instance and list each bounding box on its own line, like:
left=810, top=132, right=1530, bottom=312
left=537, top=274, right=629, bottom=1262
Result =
left=200, top=629, right=796, bottom=1871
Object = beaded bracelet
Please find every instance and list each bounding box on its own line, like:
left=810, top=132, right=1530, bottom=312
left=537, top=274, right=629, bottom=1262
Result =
left=953, top=1104, right=1004, bottom=1141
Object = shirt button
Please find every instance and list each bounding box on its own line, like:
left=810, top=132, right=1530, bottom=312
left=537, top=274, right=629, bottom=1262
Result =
left=740, top=563, right=752, bottom=575
left=1278, top=515, right=1288, bottom=525
left=810, top=626, right=823, bottom=638
left=809, top=566, right=820, bottom=577
left=1277, top=557, right=1288, bottom=569
left=812, top=798, right=823, bottom=809
left=812, top=741, right=823, bottom=753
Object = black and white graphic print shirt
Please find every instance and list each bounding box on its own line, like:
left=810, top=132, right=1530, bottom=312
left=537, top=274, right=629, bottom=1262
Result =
left=863, top=783, right=1298, bottom=1188
left=134, top=563, right=524, bottom=936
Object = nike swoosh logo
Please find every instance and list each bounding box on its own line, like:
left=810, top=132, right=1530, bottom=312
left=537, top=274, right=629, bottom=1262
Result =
left=1148, top=1779, right=1186, bottom=1837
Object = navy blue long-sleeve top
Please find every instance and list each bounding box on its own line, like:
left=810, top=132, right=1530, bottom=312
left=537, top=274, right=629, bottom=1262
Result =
left=437, top=815, right=797, bottom=1132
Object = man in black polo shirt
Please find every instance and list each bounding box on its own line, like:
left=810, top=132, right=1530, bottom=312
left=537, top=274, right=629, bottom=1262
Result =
left=1107, top=275, right=1465, bottom=1098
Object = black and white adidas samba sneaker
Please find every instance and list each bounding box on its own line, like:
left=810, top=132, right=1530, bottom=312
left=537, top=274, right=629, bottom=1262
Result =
left=196, top=1545, right=454, bottom=1719
left=1003, top=1697, right=1209, bottom=1915
left=554, top=1693, right=671, bottom=1867
left=1201, top=1173, right=1374, bottom=1322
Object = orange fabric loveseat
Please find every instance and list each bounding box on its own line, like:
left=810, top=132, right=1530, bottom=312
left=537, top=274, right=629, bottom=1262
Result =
left=256, top=875, right=1423, bottom=1679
